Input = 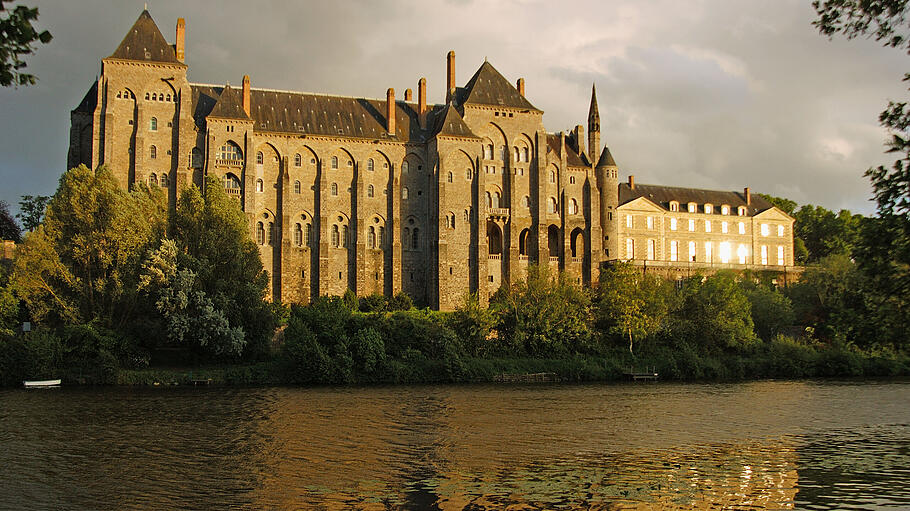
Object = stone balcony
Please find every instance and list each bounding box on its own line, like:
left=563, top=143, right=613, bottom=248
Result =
left=488, top=208, right=510, bottom=221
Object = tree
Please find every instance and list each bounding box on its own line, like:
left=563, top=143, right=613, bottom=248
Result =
left=793, top=204, right=862, bottom=261
left=0, top=2, right=52, bottom=87
left=0, top=200, right=20, bottom=242
left=739, top=280, right=795, bottom=341
left=449, top=293, right=496, bottom=357
left=759, top=193, right=798, bottom=215
left=17, top=194, right=49, bottom=232
left=595, top=262, right=672, bottom=355
left=676, top=272, right=756, bottom=352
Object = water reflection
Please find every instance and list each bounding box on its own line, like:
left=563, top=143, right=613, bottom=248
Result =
left=0, top=381, right=907, bottom=510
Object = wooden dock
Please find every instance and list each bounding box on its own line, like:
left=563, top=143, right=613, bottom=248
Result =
left=624, top=367, right=659, bottom=381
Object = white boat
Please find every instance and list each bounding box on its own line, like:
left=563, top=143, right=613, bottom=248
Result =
left=23, top=379, right=62, bottom=388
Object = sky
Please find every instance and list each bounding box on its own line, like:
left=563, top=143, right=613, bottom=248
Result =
left=0, top=0, right=905, bottom=218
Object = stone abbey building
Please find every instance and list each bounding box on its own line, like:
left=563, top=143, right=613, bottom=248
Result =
left=68, top=11, right=796, bottom=309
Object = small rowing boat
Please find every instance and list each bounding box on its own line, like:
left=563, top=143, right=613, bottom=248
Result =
left=23, top=379, right=62, bottom=388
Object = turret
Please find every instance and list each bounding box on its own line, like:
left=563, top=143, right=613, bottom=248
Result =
left=587, top=84, right=600, bottom=162
left=596, top=146, right=618, bottom=259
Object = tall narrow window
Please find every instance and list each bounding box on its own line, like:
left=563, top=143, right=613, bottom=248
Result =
left=626, top=238, right=634, bottom=259
left=689, top=241, right=696, bottom=262
left=402, top=187, right=409, bottom=200
left=718, top=242, right=729, bottom=263
left=647, top=239, right=655, bottom=260
left=705, top=220, right=711, bottom=233
left=647, top=216, right=653, bottom=229
left=305, top=223, right=312, bottom=246
left=722, top=221, right=728, bottom=233
left=256, top=179, right=264, bottom=193
left=670, top=218, right=677, bottom=231
left=513, top=147, right=519, bottom=161
left=486, top=192, right=492, bottom=208
left=150, top=145, right=157, bottom=159
left=331, top=156, right=338, bottom=169
left=412, top=228, right=419, bottom=250
left=256, top=151, right=264, bottom=165
left=492, top=192, right=500, bottom=209
left=331, top=183, right=338, bottom=196
left=369, top=226, right=376, bottom=248
left=688, top=219, right=695, bottom=231
left=737, top=244, right=747, bottom=264
left=343, top=225, right=349, bottom=247
left=739, top=222, right=746, bottom=234
left=708, top=241, right=716, bottom=262
left=149, top=173, right=158, bottom=186
left=522, top=147, right=529, bottom=162
left=150, top=117, right=157, bottom=131
left=484, top=144, right=493, bottom=159
left=256, top=222, right=265, bottom=245
left=160, top=173, right=169, bottom=187
left=548, top=197, right=557, bottom=214
left=402, top=161, right=409, bottom=174
left=778, top=225, right=784, bottom=237
left=670, top=240, right=678, bottom=261
left=761, top=245, right=768, bottom=265
left=778, top=245, right=785, bottom=265
left=626, top=215, right=633, bottom=228
left=447, top=171, right=453, bottom=183
left=368, top=184, right=374, bottom=198
left=295, top=153, right=301, bottom=166
left=332, top=225, right=339, bottom=247
left=499, top=146, right=506, bottom=161
left=523, top=195, right=530, bottom=208
left=379, top=226, right=385, bottom=247
left=294, top=223, right=303, bottom=246
left=367, top=159, right=374, bottom=171
left=267, top=222, right=274, bottom=245
left=550, top=170, right=556, bottom=184
left=569, top=198, right=578, bottom=215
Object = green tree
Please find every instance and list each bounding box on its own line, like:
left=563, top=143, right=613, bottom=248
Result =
left=595, top=262, right=673, bottom=355
left=387, top=291, right=413, bottom=311
left=739, top=279, right=795, bottom=341
left=16, top=194, right=49, bottom=232
left=793, top=205, right=862, bottom=261
left=0, top=1, right=52, bottom=87
left=759, top=194, right=797, bottom=215
left=0, top=200, right=20, bottom=242
left=675, top=272, right=756, bottom=352
left=171, top=177, right=275, bottom=358
left=788, top=254, right=868, bottom=343
left=449, top=293, right=496, bottom=357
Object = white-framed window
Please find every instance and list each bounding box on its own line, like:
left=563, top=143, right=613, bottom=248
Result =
left=722, top=221, right=728, bottom=234
left=688, top=219, right=695, bottom=231
left=626, top=214, right=633, bottom=228
left=721, top=205, right=730, bottom=215
left=778, top=245, right=785, bottom=265
left=737, top=243, right=748, bottom=264
left=705, top=204, right=713, bottom=214
left=719, top=242, right=731, bottom=264
left=688, top=202, right=697, bottom=213
left=761, top=223, right=770, bottom=236
left=669, top=201, right=679, bottom=212
left=256, top=179, right=263, bottom=193
left=647, top=216, right=653, bottom=230
left=739, top=222, right=745, bottom=235
left=778, top=225, right=784, bottom=237
left=647, top=239, right=655, bottom=260
left=761, top=245, right=768, bottom=265
left=705, top=220, right=711, bottom=233
left=689, top=241, right=696, bottom=262
left=670, top=217, right=677, bottom=231
left=626, top=238, right=634, bottom=259
left=738, top=206, right=747, bottom=216
left=670, top=240, right=678, bottom=262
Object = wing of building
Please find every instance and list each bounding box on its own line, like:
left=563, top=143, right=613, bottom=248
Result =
left=67, top=10, right=797, bottom=309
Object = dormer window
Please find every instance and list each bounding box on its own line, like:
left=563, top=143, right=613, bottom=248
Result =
left=704, top=204, right=713, bottom=214
left=738, top=206, right=747, bottom=216
left=669, top=201, right=679, bottom=212
left=721, top=205, right=730, bottom=215
left=687, top=202, right=696, bottom=213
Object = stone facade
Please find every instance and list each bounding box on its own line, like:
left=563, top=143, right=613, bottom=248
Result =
left=67, top=11, right=796, bottom=309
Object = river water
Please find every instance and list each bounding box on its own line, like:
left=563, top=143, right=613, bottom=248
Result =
left=0, top=380, right=907, bottom=510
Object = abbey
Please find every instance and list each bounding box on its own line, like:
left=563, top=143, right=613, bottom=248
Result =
left=68, top=11, right=796, bottom=310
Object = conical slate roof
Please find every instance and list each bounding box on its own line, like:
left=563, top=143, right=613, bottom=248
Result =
left=431, top=104, right=478, bottom=138
left=109, top=10, right=180, bottom=64
left=596, top=146, right=616, bottom=167
left=206, top=85, right=250, bottom=120
left=459, top=61, right=539, bottom=111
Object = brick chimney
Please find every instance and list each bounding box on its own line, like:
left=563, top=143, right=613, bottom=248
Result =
left=629, top=175, right=635, bottom=190
left=242, top=75, right=250, bottom=116
left=573, top=124, right=585, bottom=158
left=517, top=77, right=525, bottom=97
left=404, top=88, right=412, bottom=101
left=175, top=18, right=185, bottom=63
left=386, top=88, right=396, bottom=135
left=446, top=50, right=455, bottom=103
left=744, top=187, right=751, bottom=205
left=418, top=77, right=427, bottom=128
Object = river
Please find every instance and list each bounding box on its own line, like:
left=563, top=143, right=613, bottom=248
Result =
left=0, top=380, right=907, bottom=510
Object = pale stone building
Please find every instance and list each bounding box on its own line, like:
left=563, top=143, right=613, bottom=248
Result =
left=68, top=10, right=797, bottom=309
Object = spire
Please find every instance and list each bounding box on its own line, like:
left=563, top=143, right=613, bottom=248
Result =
left=587, top=83, right=601, bottom=161
left=589, top=83, right=600, bottom=125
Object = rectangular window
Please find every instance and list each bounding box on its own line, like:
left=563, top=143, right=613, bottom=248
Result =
left=706, top=242, right=714, bottom=262
left=670, top=240, right=678, bottom=262
left=647, top=239, right=655, bottom=260
left=705, top=220, right=711, bottom=233
left=739, top=222, right=745, bottom=235
left=688, top=219, right=695, bottom=231
left=738, top=243, right=747, bottom=264
left=647, top=216, right=653, bottom=230
left=719, top=242, right=731, bottom=264
left=626, top=215, right=633, bottom=228
left=761, top=223, right=770, bottom=236
left=626, top=238, right=634, bottom=259
left=670, top=217, right=677, bottom=231
left=778, top=245, right=785, bottom=265
left=761, top=245, right=768, bottom=265
left=778, top=225, right=784, bottom=237
left=722, top=221, right=728, bottom=234
left=689, top=241, right=696, bottom=261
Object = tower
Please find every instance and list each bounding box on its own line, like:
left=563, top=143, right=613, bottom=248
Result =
left=587, top=84, right=600, bottom=162
left=596, top=146, right=619, bottom=259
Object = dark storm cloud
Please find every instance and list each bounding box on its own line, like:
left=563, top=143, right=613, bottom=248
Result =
left=0, top=0, right=904, bottom=216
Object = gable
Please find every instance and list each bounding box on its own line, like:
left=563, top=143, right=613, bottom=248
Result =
left=617, top=196, right=664, bottom=213
left=753, top=206, right=794, bottom=222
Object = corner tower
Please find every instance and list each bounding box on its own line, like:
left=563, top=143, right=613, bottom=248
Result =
left=596, top=146, right=619, bottom=259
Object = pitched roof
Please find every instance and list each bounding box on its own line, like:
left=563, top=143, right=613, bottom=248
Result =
left=619, top=183, right=774, bottom=215
left=190, top=84, right=423, bottom=142
left=596, top=146, right=616, bottom=167
left=458, top=61, right=540, bottom=111
left=109, top=10, right=180, bottom=64
left=430, top=104, right=479, bottom=139
left=546, top=133, right=588, bottom=167
left=73, top=80, right=98, bottom=114
left=206, top=85, right=249, bottom=120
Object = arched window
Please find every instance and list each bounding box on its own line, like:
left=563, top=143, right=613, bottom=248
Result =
left=669, top=201, right=679, bottom=212
left=150, top=117, right=157, bottom=131
left=519, top=229, right=529, bottom=255
left=218, top=142, right=242, bottom=161
left=149, top=173, right=158, bottom=186
left=486, top=191, right=492, bottom=208
left=402, top=161, right=409, bottom=174
left=256, top=179, right=264, bottom=192
left=152, top=93, right=157, bottom=101
left=367, top=159, right=374, bottom=171
left=721, top=205, right=730, bottom=215
left=256, top=151, right=264, bottom=165
left=523, top=195, right=530, bottom=208
left=369, top=226, right=376, bottom=248
left=499, top=146, right=507, bottom=161
left=402, top=187, right=409, bottom=200
left=343, top=225, right=349, bottom=247
left=294, top=153, right=301, bottom=167
left=548, top=197, right=557, bottom=214
left=738, top=206, right=747, bottom=216
left=513, top=147, right=520, bottom=161
left=305, top=223, right=312, bottom=246
left=492, top=192, right=501, bottom=209
left=484, top=144, right=493, bottom=160
left=569, top=198, right=578, bottom=215
left=223, top=173, right=241, bottom=190
left=367, top=184, right=374, bottom=198
left=160, top=173, right=169, bottom=187
left=522, top=147, right=529, bottom=162
left=256, top=222, right=265, bottom=245
left=294, top=180, right=301, bottom=194
left=412, top=228, right=419, bottom=250
left=267, top=222, right=274, bottom=245
left=145, top=92, right=150, bottom=100
left=550, top=170, right=556, bottom=184
left=149, top=145, right=157, bottom=159
left=379, top=226, right=385, bottom=247
left=403, top=228, right=410, bottom=249
left=449, top=212, right=456, bottom=230
left=447, top=171, right=453, bottom=183
left=466, top=168, right=473, bottom=180
left=166, top=94, right=171, bottom=102
left=464, top=209, right=470, bottom=223
left=331, top=183, right=338, bottom=196
left=569, top=176, right=576, bottom=185
left=294, top=223, right=303, bottom=246
left=331, top=156, right=338, bottom=169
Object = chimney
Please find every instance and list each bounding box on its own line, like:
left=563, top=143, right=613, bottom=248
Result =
left=744, top=187, right=751, bottom=205
left=446, top=50, right=455, bottom=103
left=386, top=87, right=396, bottom=135
left=175, top=18, right=185, bottom=63
left=629, top=175, right=635, bottom=190
left=404, top=88, right=412, bottom=101
left=517, top=77, right=525, bottom=97
left=418, top=78, right=427, bottom=128
left=573, top=124, right=585, bottom=159
left=242, top=75, right=250, bottom=116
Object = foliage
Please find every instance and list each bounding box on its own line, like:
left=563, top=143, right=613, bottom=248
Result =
left=788, top=254, right=868, bottom=343
left=0, top=281, right=17, bottom=337
left=758, top=193, right=797, bottom=215
left=596, top=262, right=674, bottom=355
left=358, top=293, right=388, bottom=313
left=674, top=272, right=756, bottom=352
left=0, top=200, right=20, bottom=242
left=793, top=205, right=862, bottom=261
left=387, top=291, right=413, bottom=311
left=449, top=293, right=496, bottom=357
left=739, top=279, right=795, bottom=341
left=342, top=288, right=359, bottom=311
left=16, top=194, right=49, bottom=232
left=0, top=1, right=52, bottom=87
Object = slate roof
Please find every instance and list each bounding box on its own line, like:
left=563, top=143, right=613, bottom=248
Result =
left=596, top=146, right=616, bottom=167
left=457, top=61, right=540, bottom=111
left=546, top=133, right=588, bottom=167
left=109, top=10, right=181, bottom=64
left=190, top=85, right=424, bottom=141
left=619, top=183, right=774, bottom=215
left=207, top=85, right=249, bottom=120
left=430, top=104, right=479, bottom=138
left=73, top=80, right=98, bottom=114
